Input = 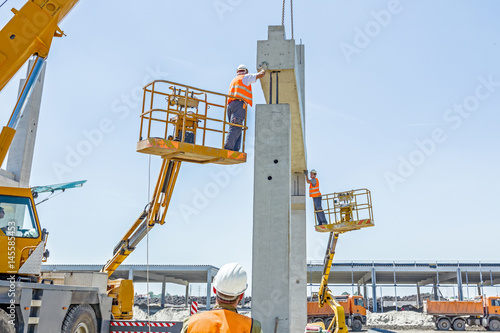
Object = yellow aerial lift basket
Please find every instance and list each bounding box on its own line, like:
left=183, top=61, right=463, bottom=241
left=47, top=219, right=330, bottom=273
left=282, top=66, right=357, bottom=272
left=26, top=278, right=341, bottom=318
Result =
left=137, top=80, right=247, bottom=165
left=314, top=188, right=374, bottom=233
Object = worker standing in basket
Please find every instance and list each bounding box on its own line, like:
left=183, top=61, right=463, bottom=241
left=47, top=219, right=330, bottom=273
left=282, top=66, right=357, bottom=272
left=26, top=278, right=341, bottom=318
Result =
left=224, top=64, right=266, bottom=151
left=305, top=169, right=328, bottom=226
left=181, top=262, right=263, bottom=333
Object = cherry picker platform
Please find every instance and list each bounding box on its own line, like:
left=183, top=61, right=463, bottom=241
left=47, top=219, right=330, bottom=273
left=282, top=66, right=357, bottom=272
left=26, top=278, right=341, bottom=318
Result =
left=314, top=188, right=374, bottom=233
left=312, top=188, right=374, bottom=333
left=136, top=80, right=247, bottom=164
left=102, top=80, right=249, bottom=320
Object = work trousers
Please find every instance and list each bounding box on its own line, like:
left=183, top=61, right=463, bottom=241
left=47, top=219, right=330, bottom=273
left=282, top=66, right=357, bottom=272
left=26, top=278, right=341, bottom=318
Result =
left=224, top=100, right=246, bottom=151
left=313, top=196, right=328, bottom=225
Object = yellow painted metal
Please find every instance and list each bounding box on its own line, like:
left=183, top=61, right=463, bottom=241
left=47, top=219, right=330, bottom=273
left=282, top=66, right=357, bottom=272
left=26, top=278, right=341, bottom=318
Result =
left=314, top=189, right=374, bottom=233
left=0, top=187, right=42, bottom=275
left=107, top=279, right=134, bottom=320
left=0, top=0, right=80, bottom=91
left=0, top=127, right=17, bottom=168
left=317, top=233, right=348, bottom=333
left=102, top=159, right=181, bottom=277
left=138, top=80, right=247, bottom=164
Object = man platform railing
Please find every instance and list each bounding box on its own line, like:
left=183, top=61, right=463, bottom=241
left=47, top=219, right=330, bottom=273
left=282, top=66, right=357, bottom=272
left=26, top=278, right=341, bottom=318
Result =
left=314, top=188, right=374, bottom=233
left=137, top=80, right=247, bottom=165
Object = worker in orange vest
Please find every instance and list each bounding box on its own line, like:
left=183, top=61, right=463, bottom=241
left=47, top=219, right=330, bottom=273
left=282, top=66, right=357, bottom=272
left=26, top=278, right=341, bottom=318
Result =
left=305, top=169, right=328, bottom=225
left=182, top=263, right=262, bottom=333
left=224, top=64, right=266, bottom=151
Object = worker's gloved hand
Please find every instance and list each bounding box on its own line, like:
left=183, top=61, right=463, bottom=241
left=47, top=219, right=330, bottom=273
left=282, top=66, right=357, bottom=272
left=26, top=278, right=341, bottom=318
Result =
left=303, top=170, right=308, bottom=175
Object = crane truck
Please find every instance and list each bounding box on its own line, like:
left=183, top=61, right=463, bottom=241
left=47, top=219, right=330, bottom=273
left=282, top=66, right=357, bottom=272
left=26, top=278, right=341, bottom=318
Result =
left=308, top=294, right=367, bottom=331
left=425, top=296, right=500, bottom=331
left=0, top=1, right=248, bottom=332
left=306, top=189, right=374, bottom=333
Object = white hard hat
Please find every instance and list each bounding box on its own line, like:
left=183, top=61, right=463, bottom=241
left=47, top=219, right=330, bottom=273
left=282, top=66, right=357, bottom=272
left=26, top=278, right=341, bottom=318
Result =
left=310, top=169, right=317, bottom=174
left=237, top=64, right=248, bottom=72
left=213, top=263, right=248, bottom=297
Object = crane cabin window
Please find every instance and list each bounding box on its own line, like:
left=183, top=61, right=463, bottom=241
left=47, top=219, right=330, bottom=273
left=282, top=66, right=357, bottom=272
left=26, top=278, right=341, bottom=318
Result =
left=0, top=196, right=39, bottom=238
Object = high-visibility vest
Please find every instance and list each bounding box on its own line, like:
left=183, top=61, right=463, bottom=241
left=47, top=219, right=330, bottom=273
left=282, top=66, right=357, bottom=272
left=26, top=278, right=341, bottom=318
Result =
left=228, top=75, right=253, bottom=106
left=187, top=309, right=253, bottom=333
left=309, top=178, right=321, bottom=198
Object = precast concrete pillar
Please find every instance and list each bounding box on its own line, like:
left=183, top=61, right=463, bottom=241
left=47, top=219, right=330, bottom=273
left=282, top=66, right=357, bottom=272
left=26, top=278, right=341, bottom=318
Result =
left=161, top=276, right=166, bottom=307
left=252, top=104, right=291, bottom=333
left=185, top=283, right=189, bottom=307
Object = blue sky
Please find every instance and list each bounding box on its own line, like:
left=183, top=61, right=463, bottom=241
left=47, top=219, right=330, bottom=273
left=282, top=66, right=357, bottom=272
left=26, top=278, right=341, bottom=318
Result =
left=1, top=0, right=499, bottom=296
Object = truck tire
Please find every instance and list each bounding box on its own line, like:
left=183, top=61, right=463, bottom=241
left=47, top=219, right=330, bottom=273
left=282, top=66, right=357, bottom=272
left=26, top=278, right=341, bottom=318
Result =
left=61, top=304, right=97, bottom=333
left=437, top=318, right=452, bottom=331
left=352, top=319, right=363, bottom=331
left=489, top=319, right=500, bottom=331
left=325, top=318, right=333, bottom=330
left=0, top=309, right=15, bottom=333
left=452, top=318, right=466, bottom=331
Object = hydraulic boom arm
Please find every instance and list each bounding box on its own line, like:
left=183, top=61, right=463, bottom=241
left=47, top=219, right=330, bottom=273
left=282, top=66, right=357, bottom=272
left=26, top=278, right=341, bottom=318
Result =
left=101, top=159, right=181, bottom=277
left=318, top=232, right=348, bottom=333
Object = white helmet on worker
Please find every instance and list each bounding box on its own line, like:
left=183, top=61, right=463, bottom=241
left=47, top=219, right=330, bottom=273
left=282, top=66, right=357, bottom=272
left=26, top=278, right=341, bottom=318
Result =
left=310, top=169, right=317, bottom=174
left=236, top=64, right=248, bottom=74
left=213, top=263, right=248, bottom=301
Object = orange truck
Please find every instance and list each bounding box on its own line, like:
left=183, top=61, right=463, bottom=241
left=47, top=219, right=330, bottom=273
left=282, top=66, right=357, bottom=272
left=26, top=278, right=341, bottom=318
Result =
left=424, top=296, right=500, bottom=331
left=307, top=295, right=367, bottom=331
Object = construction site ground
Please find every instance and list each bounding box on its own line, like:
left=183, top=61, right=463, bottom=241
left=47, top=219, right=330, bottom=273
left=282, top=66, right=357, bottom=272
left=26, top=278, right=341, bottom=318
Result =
left=133, top=306, right=488, bottom=331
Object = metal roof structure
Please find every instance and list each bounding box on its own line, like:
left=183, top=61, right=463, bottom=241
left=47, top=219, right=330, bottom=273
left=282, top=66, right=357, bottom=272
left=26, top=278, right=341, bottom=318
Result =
left=307, top=261, right=500, bottom=286
left=41, top=264, right=218, bottom=284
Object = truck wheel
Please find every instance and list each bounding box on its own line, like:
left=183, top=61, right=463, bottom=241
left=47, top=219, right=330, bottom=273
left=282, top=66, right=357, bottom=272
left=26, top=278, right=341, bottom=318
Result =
left=352, top=319, right=363, bottom=331
left=489, top=319, right=500, bottom=331
left=0, top=309, right=15, bottom=333
left=61, top=305, right=97, bottom=333
left=452, top=318, right=466, bottom=331
left=437, top=318, right=452, bottom=331
left=325, top=318, right=333, bottom=330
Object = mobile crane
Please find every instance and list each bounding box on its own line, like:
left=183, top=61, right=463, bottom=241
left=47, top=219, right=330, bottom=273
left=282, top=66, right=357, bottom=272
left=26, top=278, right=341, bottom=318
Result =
left=307, top=189, right=374, bottom=333
left=0, top=1, right=248, bottom=332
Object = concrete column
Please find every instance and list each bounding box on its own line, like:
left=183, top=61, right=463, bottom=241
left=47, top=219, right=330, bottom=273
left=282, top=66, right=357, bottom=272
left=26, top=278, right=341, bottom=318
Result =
left=457, top=268, right=463, bottom=301
left=363, top=284, right=367, bottom=301
left=290, top=172, right=306, bottom=331
left=185, top=283, right=189, bottom=307
left=161, top=276, right=166, bottom=308
left=357, top=284, right=361, bottom=297
left=5, top=59, right=45, bottom=187
left=416, top=285, right=421, bottom=308
left=207, top=269, right=212, bottom=310
left=433, top=284, right=439, bottom=300
left=252, top=104, right=291, bottom=333
left=128, top=269, right=134, bottom=280
left=371, top=267, right=377, bottom=312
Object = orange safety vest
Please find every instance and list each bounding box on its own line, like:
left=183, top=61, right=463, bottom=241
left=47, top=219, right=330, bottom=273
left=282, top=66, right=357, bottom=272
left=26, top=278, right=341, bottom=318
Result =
left=228, top=75, right=253, bottom=106
left=187, top=308, right=253, bottom=333
left=309, top=178, right=321, bottom=198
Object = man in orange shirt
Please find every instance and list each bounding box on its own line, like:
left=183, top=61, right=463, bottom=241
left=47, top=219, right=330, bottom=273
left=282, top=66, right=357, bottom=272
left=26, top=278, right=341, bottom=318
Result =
left=182, top=263, right=262, bottom=332
left=305, top=169, right=328, bottom=225
left=224, top=64, right=265, bottom=151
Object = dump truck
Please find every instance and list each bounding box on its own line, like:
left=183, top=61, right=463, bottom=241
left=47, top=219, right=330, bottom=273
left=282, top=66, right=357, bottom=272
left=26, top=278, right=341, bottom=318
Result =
left=308, top=295, right=367, bottom=331
left=424, top=296, right=500, bottom=331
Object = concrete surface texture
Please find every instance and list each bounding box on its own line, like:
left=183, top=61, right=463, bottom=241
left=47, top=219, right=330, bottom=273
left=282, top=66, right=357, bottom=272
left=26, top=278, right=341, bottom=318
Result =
left=253, top=25, right=308, bottom=333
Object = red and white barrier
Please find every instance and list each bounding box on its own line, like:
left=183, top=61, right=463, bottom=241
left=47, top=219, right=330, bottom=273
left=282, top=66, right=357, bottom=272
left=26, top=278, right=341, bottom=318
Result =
left=190, top=301, right=198, bottom=315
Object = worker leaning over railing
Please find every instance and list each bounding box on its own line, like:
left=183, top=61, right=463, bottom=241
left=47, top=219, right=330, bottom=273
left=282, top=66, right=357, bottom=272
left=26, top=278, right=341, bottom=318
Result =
left=305, top=169, right=328, bottom=226
left=182, top=263, right=263, bottom=333
left=224, top=64, right=266, bottom=151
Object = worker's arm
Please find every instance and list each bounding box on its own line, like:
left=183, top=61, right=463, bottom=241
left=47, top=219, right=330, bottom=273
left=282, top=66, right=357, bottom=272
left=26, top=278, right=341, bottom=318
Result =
left=242, top=70, right=266, bottom=86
